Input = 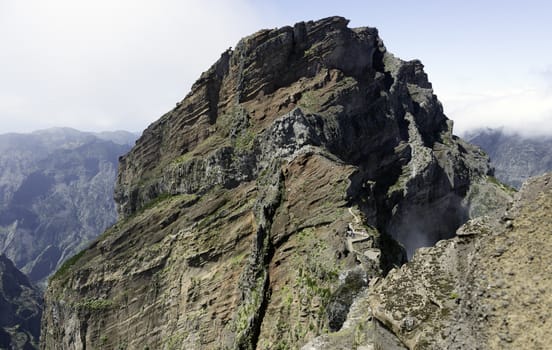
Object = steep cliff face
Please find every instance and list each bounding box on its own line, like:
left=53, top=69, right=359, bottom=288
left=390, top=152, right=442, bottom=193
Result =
left=0, top=128, right=135, bottom=286
left=0, top=254, right=42, bottom=350
left=42, top=17, right=509, bottom=349
left=464, top=128, right=552, bottom=189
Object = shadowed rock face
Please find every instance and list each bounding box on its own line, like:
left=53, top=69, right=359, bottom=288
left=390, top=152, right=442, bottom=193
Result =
left=0, top=254, right=42, bottom=350
left=42, top=17, right=509, bottom=350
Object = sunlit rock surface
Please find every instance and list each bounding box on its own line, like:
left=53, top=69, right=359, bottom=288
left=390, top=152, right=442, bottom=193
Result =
left=41, top=17, right=509, bottom=349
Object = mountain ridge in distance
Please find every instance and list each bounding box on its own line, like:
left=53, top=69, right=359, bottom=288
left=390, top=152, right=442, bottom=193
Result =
left=464, top=127, right=552, bottom=189
left=0, top=127, right=138, bottom=287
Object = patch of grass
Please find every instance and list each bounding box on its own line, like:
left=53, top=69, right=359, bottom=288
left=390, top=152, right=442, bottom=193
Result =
left=298, top=91, right=322, bottom=112
left=170, top=152, right=196, bottom=165
left=76, top=298, right=114, bottom=311
left=234, top=274, right=265, bottom=334
left=417, top=339, right=431, bottom=348
left=487, top=176, right=517, bottom=193
left=303, top=42, right=323, bottom=58
left=165, top=334, right=185, bottom=350
left=335, top=76, right=357, bottom=89
left=50, top=249, right=86, bottom=281
left=387, top=164, right=410, bottom=196
left=229, top=252, right=248, bottom=267
left=216, top=105, right=242, bottom=136
left=289, top=227, right=340, bottom=335
left=233, top=129, right=255, bottom=151
left=274, top=339, right=291, bottom=350
left=141, top=192, right=173, bottom=212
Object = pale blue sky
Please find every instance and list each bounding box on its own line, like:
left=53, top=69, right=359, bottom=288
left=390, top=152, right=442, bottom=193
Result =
left=1, top=0, right=551, bottom=135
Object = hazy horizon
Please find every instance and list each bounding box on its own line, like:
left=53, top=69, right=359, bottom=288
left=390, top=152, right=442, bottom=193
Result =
left=1, top=0, right=551, bottom=136
left=0, top=126, right=140, bottom=136
left=4, top=124, right=552, bottom=141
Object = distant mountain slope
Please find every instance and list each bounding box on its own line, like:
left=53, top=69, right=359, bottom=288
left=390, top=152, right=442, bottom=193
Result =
left=464, top=128, right=552, bottom=188
left=0, top=128, right=136, bottom=286
left=92, top=130, right=140, bottom=146
left=0, top=254, right=42, bottom=350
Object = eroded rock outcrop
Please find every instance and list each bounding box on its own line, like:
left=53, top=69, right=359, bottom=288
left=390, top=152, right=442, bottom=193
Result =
left=363, top=172, right=552, bottom=349
left=41, top=17, right=509, bottom=350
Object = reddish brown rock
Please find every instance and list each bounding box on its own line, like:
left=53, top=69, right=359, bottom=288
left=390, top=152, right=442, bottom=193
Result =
left=41, top=17, right=509, bottom=350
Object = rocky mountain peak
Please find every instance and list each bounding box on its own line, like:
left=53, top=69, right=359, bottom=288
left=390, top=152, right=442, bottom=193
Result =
left=43, top=18, right=511, bottom=349
left=115, top=17, right=451, bottom=222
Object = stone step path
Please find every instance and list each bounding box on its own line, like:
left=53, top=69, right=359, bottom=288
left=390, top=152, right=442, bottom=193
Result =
left=346, top=207, right=381, bottom=264
left=346, top=207, right=372, bottom=249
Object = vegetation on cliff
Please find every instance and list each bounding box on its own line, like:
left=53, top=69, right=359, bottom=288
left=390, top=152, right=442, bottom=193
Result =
left=42, top=17, right=511, bottom=350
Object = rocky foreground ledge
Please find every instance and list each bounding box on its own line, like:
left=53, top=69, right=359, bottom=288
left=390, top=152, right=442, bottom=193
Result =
left=305, top=172, right=552, bottom=349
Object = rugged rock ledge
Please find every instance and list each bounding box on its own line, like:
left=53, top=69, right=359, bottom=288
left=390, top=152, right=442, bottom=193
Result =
left=42, top=17, right=510, bottom=349
left=364, top=172, right=552, bottom=349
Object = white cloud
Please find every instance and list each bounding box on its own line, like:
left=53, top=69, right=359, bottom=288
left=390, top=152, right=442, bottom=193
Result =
left=1, top=1, right=551, bottom=138
left=443, top=85, right=552, bottom=137
left=543, top=67, right=552, bottom=90
left=0, top=0, right=263, bottom=133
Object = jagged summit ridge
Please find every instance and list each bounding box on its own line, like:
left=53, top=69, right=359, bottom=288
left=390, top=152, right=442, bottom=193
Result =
left=42, top=17, right=509, bottom=349
left=114, top=16, right=442, bottom=219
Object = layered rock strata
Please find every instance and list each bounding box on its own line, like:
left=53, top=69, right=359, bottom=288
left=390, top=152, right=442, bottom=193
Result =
left=42, top=17, right=508, bottom=350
